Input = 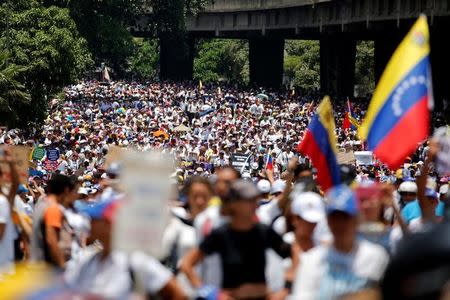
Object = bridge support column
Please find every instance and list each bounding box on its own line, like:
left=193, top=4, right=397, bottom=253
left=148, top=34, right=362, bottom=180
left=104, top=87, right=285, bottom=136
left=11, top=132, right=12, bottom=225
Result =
left=160, top=33, right=194, bottom=81
left=431, top=23, right=450, bottom=113
left=374, top=34, right=402, bottom=84
left=249, top=37, right=284, bottom=88
left=320, top=36, right=356, bottom=98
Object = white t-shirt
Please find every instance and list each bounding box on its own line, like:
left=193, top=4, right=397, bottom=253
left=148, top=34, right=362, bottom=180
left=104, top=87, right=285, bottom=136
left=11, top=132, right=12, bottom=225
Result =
left=65, top=248, right=172, bottom=299
left=162, top=216, right=196, bottom=262
left=0, top=195, right=17, bottom=273
left=291, top=239, right=389, bottom=300
left=63, top=208, right=90, bottom=261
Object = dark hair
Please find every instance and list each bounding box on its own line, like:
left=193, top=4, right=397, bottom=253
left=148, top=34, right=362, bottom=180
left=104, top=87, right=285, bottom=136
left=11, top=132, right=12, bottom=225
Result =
left=46, top=174, right=77, bottom=195
left=294, top=163, right=312, bottom=178
left=183, top=176, right=214, bottom=195
left=220, top=166, right=242, bottom=179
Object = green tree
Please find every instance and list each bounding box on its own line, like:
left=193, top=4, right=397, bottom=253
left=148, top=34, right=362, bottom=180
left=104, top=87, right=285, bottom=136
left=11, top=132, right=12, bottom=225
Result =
left=0, top=51, right=30, bottom=125
left=194, top=39, right=249, bottom=84
left=284, top=40, right=320, bottom=90
left=0, top=0, right=92, bottom=128
left=42, top=0, right=141, bottom=73
left=355, top=40, right=375, bottom=96
left=129, top=38, right=159, bottom=80
left=44, top=0, right=211, bottom=75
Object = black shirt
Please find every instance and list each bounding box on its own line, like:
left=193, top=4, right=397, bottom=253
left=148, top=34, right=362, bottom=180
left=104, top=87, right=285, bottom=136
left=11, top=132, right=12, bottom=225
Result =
left=199, top=223, right=291, bottom=289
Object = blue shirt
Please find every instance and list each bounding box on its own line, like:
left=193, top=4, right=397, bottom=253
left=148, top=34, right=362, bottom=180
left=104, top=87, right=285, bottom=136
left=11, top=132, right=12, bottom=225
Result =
left=401, top=200, right=444, bottom=223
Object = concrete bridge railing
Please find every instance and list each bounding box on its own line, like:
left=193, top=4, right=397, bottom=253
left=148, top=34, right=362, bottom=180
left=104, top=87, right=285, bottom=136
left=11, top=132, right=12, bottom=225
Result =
left=203, top=0, right=332, bottom=12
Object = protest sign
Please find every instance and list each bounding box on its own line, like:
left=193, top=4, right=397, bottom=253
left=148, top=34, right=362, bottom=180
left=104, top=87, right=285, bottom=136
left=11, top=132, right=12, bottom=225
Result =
left=44, top=159, right=59, bottom=172
left=0, top=146, right=31, bottom=184
left=46, top=148, right=60, bottom=162
left=113, top=150, right=172, bottom=259
left=434, top=126, right=450, bottom=176
left=231, top=153, right=251, bottom=173
left=354, top=151, right=374, bottom=166
left=337, top=150, right=356, bottom=164
left=103, top=146, right=123, bottom=169
left=31, top=146, right=46, bottom=161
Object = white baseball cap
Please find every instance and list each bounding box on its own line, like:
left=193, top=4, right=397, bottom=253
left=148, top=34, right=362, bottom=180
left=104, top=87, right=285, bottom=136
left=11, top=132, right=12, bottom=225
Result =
left=439, top=184, right=449, bottom=195
left=257, top=179, right=271, bottom=194
left=398, top=181, right=418, bottom=193
left=291, top=192, right=325, bottom=223
left=271, top=179, right=286, bottom=195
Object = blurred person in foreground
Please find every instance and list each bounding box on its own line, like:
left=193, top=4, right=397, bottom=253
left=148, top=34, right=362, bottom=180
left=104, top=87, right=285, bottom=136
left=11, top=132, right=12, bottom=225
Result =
left=273, top=191, right=326, bottom=299
left=356, top=183, right=406, bottom=252
left=0, top=150, right=20, bottom=274
left=30, top=174, right=78, bottom=269
left=162, top=176, right=214, bottom=297
left=65, top=200, right=187, bottom=300
left=181, top=179, right=291, bottom=300
left=291, top=184, right=389, bottom=300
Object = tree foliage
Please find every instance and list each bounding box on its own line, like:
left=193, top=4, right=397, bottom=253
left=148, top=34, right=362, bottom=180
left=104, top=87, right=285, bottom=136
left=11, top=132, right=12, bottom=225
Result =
left=355, top=41, right=375, bottom=96
left=43, top=0, right=211, bottom=73
left=0, top=0, right=92, bottom=128
left=42, top=0, right=142, bottom=73
left=0, top=51, right=31, bottom=125
left=284, top=40, right=320, bottom=91
left=193, top=39, right=249, bottom=84
left=129, top=38, right=159, bottom=80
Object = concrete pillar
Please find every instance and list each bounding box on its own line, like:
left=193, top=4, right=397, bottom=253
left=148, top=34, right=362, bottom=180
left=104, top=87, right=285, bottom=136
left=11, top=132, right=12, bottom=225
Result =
left=160, top=33, right=194, bottom=81
left=430, top=23, right=450, bottom=113
left=320, top=36, right=356, bottom=98
left=249, top=37, right=284, bottom=88
left=374, top=33, right=402, bottom=84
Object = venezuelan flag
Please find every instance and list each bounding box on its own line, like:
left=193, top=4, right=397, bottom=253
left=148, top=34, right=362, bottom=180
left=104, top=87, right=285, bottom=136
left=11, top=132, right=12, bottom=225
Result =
left=359, top=15, right=432, bottom=170
left=265, top=154, right=274, bottom=170
left=297, top=96, right=340, bottom=191
left=348, top=114, right=360, bottom=130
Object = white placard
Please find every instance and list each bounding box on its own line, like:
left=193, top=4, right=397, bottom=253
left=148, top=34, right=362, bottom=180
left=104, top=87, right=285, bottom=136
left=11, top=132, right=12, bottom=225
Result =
left=354, top=151, right=374, bottom=166
left=434, top=126, right=450, bottom=176
left=113, top=149, right=172, bottom=259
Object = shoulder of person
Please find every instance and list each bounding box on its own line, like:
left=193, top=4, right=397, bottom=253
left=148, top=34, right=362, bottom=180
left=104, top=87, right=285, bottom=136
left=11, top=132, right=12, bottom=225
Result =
left=0, top=194, right=8, bottom=205
left=302, top=244, right=328, bottom=263
left=354, top=239, right=389, bottom=279
left=357, top=239, right=388, bottom=257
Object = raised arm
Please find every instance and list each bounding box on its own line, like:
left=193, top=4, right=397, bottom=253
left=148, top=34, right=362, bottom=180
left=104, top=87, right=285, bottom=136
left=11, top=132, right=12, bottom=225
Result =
left=417, top=139, right=439, bottom=222
left=179, top=247, right=205, bottom=288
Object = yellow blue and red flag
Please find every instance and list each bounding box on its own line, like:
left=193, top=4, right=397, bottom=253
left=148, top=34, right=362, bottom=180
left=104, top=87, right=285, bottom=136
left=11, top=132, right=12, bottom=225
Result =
left=359, top=15, right=433, bottom=170
left=265, top=154, right=274, bottom=170
left=343, top=99, right=360, bottom=130
left=297, top=96, right=340, bottom=191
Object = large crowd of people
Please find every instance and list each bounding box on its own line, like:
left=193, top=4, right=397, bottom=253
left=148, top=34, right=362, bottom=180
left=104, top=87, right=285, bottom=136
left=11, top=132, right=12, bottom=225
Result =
left=0, top=80, right=449, bottom=299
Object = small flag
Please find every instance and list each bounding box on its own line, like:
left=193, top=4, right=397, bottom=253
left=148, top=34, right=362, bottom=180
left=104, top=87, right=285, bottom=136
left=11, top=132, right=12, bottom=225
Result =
left=359, top=15, right=432, bottom=170
left=265, top=154, right=274, bottom=171
left=343, top=99, right=360, bottom=130
left=102, top=66, right=111, bottom=81
left=297, top=96, right=340, bottom=191
left=307, top=101, right=315, bottom=114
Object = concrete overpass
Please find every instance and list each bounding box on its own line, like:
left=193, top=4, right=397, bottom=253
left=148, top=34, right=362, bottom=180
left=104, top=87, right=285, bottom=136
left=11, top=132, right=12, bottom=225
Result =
left=131, top=0, right=450, bottom=100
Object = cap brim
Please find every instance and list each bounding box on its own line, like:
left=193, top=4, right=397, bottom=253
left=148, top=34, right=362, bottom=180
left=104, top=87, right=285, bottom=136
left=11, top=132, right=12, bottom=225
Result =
left=326, top=206, right=358, bottom=217
left=300, top=210, right=325, bottom=223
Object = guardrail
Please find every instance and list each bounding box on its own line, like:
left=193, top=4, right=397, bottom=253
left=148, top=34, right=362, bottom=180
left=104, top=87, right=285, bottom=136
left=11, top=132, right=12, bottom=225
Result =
left=203, top=0, right=332, bottom=12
